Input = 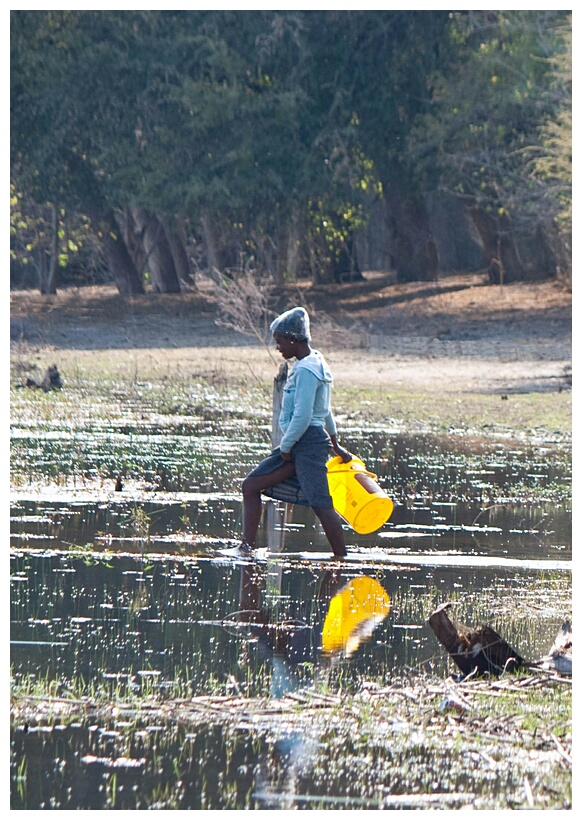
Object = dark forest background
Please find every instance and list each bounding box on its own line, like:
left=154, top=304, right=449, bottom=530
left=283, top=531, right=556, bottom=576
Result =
left=10, top=10, right=571, bottom=296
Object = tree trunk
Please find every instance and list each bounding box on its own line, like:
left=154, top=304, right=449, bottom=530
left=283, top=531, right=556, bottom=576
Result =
left=251, top=229, right=278, bottom=282
left=132, top=208, right=181, bottom=293
left=65, top=153, right=144, bottom=295
left=355, top=196, right=393, bottom=271
left=425, top=191, right=484, bottom=273
left=308, top=235, right=324, bottom=284
left=37, top=248, right=48, bottom=294
left=283, top=213, right=302, bottom=282
left=330, top=237, right=364, bottom=284
left=382, top=187, right=439, bottom=282
left=543, top=222, right=571, bottom=286
left=47, top=203, right=58, bottom=294
left=200, top=211, right=220, bottom=279
left=39, top=203, right=58, bottom=295
left=161, top=215, right=195, bottom=286
left=513, top=223, right=561, bottom=282
left=91, top=208, right=145, bottom=296
left=116, top=207, right=146, bottom=276
left=200, top=211, right=241, bottom=277
left=469, top=208, right=526, bottom=284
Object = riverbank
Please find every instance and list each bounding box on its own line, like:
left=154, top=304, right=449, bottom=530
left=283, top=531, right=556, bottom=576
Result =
left=9, top=272, right=573, bottom=440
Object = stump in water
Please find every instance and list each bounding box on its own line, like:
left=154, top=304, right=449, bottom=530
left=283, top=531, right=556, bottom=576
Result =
left=428, top=602, right=526, bottom=678
left=541, top=620, right=572, bottom=677
left=26, top=364, right=63, bottom=392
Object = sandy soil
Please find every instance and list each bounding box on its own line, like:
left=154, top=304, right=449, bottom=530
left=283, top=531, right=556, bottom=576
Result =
left=9, top=272, right=572, bottom=395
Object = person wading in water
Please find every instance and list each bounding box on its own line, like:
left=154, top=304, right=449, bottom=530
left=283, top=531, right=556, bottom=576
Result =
left=240, top=307, right=352, bottom=558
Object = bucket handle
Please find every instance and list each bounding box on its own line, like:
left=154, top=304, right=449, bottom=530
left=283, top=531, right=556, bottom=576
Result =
left=327, top=455, right=378, bottom=480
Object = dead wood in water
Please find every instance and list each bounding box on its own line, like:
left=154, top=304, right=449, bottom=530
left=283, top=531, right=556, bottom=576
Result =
left=428, top=602, right=526, bottom=678
left=271, top=361, right=288, bottom=449
left=266, top=361, right=289, bottom=552
left=540, top=620, right=572, bottom=677
left=25, top=364, right=63, bottom=391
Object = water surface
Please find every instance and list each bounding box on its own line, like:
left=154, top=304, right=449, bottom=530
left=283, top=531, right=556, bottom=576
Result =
left=10, top=417, right=571, bottom=809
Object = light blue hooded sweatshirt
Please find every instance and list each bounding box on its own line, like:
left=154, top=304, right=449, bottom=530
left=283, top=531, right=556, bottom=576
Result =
left=278, top=350, right=338, bottom=453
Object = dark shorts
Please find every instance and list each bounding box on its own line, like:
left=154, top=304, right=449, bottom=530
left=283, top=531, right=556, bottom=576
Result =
left=247, top=425, right=334, bottom=509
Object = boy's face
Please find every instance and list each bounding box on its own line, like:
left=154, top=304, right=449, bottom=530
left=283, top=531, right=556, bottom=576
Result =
left=273, top=333, right=297, bottom=359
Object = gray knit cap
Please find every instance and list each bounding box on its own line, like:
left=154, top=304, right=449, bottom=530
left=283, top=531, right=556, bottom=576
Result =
left=270, top=306, right=311, bottom=341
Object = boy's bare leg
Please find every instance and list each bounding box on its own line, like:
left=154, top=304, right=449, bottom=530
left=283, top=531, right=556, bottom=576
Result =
left=312, top=506, right=347, bottom=558
left=241, top=463, right=295, bottom=548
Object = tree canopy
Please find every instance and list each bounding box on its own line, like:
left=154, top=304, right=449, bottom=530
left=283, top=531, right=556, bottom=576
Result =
left=11, top=10, right=571, bottom=294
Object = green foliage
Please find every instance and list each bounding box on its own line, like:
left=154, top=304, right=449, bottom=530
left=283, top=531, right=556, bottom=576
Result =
left=307, top=197, right=368, bottom=282
left=10, top=10, right=571, bottom=291
left=409, top=11, right=571, bottom=229
left=10, top=185, right=102, bottom=288
left=530, top=18, right=572, bottom=235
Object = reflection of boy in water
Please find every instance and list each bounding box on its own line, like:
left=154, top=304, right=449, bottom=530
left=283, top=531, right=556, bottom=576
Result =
left=238, top=564, right=342, bottom=697
left=235, top=563, right=393, bottom=806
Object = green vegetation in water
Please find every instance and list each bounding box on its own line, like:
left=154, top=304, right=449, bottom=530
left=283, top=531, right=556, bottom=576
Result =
left=10, top=669, right=571, bottom=810
left=10, top=566, right=572, bottom=809
left=9, top=354, right=572, bottom=506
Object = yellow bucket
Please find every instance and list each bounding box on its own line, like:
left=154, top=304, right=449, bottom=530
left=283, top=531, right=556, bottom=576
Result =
left=326, top=455, right=394, bottom=534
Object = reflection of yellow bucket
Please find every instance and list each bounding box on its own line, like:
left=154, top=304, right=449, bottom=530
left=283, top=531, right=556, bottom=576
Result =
left=322, top=576, right=391, bottom=656
left=327, top=455, right=393, bottom=534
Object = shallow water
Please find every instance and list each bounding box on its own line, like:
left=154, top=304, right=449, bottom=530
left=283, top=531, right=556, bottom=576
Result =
left=10, top=419, right=571, bottom=809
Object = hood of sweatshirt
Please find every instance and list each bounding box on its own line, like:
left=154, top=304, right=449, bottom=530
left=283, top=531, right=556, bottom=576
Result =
left=293, top=350, right=333, bottom=384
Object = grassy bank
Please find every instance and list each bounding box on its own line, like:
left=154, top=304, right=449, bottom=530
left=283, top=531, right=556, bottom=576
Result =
left=10, top=343, right=572, bottom=441
left=10, top=670, right=572, bottom=810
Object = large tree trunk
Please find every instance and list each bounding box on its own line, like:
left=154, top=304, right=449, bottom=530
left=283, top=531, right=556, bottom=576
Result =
left=355, top=196, right=395, bottom=272
left=251, top=208, right=303, bottom=284
left=283, top=212, right=302, bottom=282
left=330, top=237, right=364, bottom=283
left=251, top=229, right=278, bottom=282
left=425, top=191, right=484, bottom=273
left=36, top=248, right=48, bottom=294
left=132, top=208, right=181, bottom=293
left=200, top=212, right=241, bottom=284
left=161, top=215, right=194, bottom=287
left=116, top=207, right=146, bottom=275
left=90, top=208, right=145, bottom=296
left=473, top=211, right=561, bottom=284
left=383, top=187, right=439, bottom=282
left=38, top=203, right=58, bottom=295
left=469, top=208, right=526, bottom=284
left=66, top=154, right=145, bottom=295
left=306, top=229, right=361, bottom=285
left=43, top=203, right=58, bottom=294
left=514, top=223, right=561, bottom=282
left=200, top=211, right=241, bottom=278
left=543, top=222, right=571, bottom=287
left=200, top=211, right=220, bottom=279
left=38, top=250, right=57, bottom=295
